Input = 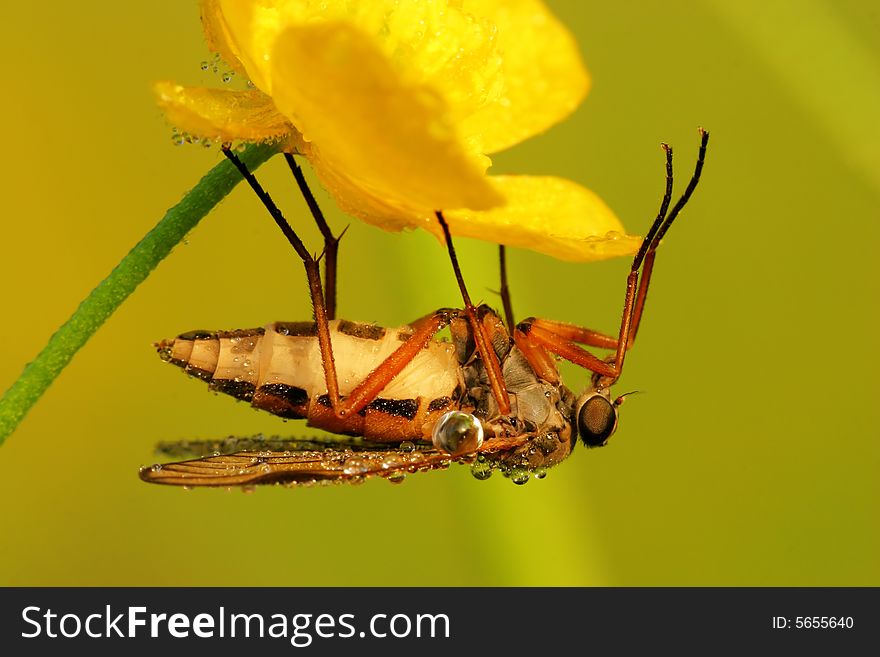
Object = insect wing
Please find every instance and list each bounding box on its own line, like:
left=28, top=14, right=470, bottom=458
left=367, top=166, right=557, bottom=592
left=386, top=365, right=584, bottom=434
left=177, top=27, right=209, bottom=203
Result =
left=139, top=440, right=453, bottom=487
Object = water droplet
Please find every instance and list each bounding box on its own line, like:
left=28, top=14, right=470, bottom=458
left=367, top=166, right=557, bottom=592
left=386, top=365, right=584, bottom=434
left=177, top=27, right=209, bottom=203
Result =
left=211, top=451, right=220, bottom=457
left=432, top=411, right=484, bottom=454
left=222, top=71, right=234, bottom=83
left=509, top=467, right=530, bottom=485
left=399, top=441, right=415, bottom=452
left=200, top=61, right=209, bottom=71
left=385, top=471, right=406, bottom=484
left=532, top=467, right=547, bottom=480
left=241, top=485, right=256, bottom=494
left=342, top=456, right=370, bottom=476
left=381, top=454, right=405, bottom=470
left=151, top=463, right=162, bottom=472
left=470, top=460, right=493, bottom=480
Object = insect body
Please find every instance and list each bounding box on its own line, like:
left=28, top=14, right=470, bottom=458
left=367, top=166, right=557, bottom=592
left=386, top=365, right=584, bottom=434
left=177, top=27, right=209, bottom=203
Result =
left=141, top=131, right=709, bottom=487
left=145, top=306, right=578, bottom=486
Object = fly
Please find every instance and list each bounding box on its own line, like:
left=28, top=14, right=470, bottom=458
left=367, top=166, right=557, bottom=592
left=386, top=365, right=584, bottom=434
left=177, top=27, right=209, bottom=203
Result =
left=140, top=130, right=709, bottom=487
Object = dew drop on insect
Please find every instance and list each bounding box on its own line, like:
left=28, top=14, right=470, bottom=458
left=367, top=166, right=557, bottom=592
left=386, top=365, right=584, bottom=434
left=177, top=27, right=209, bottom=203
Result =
left=532, top=467, right=548, bottom=480
left=385, top=471, right=406, bottom=485
left=509, top=467, right=530, bottom=485
left=399, top=441, right=415, bottom=453
left=381, top=454, right=406, bottom=470
left=151, top=463, right=162, bottom=473
left=470, top=459, right=493, bottom=481
left=241, top=485, right=256, bottom=494
left=342, top=456, right=370, bottom=476
left=432, top=411, right=483, bottom=455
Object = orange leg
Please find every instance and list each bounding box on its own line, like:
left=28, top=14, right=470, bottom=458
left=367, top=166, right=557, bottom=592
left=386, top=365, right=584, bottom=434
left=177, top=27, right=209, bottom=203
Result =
left=436, top=211, right=512, bottom=415
left=224, top=147, right=343, bottom=412
left=284, top=153, right=344, bottom=320
left=517, top=129, right=710, bottom=386
left=225, top=149, right=468, bottom=424
left=336, top=309, right=456, bottom=417
left=513, top=327, right=560, bottom=385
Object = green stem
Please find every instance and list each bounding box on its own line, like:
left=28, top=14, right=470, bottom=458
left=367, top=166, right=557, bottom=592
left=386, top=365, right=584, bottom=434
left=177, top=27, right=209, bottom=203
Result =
left=0, top=142, right=278, bottom=446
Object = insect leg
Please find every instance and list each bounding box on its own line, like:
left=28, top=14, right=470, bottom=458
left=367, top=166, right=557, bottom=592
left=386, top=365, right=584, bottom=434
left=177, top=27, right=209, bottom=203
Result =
left=627, top=129, right=709, bottom=348
left=515, top=321, right=617, bottom=379
left=283, top=153, right=343, bottom=320
left=436, top=211, right=512, bottom=415
left=334, top=309, right=457, bottom=417
left=499, top=245, right=515, bottom=334
left=222, top=147, right=343, bottom=413
left=518, top=130, right=710, bottom=385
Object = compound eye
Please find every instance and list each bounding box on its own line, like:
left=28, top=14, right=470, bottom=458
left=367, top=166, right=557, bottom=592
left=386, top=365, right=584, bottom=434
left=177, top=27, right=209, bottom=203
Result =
left=577, top=395, right=617, bottom=448
left=432, top=411, right=484, bottom=455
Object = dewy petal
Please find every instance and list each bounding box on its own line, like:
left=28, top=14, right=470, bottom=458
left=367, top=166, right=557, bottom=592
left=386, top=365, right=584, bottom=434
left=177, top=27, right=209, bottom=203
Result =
left=444, top=176, right=642, bottom=262
left=269, top=21, right=504, bottom=214
left=218, top=1, right=504, bottom=126
left=460, top=0, right=591, bottom=154
left=199, top=0, right=249, bottom=77
left=154, top=81, right=293, bottom=143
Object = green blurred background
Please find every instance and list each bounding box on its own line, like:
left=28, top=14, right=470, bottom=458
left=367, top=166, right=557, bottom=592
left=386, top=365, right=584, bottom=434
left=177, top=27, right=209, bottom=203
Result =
left=1, top=0, right=877, bottom=586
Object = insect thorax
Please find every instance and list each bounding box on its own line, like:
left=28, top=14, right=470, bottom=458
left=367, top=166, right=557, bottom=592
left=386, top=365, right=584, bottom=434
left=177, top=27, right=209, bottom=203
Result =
left=451, top=308, right=577, bottom=470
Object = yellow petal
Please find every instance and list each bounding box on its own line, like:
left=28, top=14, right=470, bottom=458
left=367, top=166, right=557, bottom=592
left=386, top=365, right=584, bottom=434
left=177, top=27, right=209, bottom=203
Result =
left=459, top=0, right=591, bottom=153
left=218, top=1, right=504, bottom=126
left=154, top=81, right=293, bottom=143
left=443, top=176, right=642, bottom=262
left=269, top=21, right=504, bottom=214
left=199, top=0, right=249, bottom=78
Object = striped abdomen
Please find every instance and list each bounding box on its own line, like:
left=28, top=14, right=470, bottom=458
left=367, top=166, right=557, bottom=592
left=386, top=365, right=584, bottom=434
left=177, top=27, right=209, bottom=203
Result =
left=157, top=320, right=462, bottom=441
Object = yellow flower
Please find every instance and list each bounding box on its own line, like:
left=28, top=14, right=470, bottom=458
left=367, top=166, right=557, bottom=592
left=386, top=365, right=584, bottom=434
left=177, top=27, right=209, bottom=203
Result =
left=155, top=0, right=641, bottom=261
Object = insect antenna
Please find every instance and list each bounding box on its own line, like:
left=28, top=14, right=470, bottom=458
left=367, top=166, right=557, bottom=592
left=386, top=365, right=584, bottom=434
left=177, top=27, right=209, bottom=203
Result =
left=284, top=153, right=343, bottom=319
